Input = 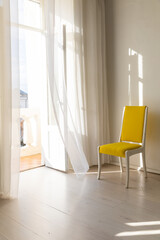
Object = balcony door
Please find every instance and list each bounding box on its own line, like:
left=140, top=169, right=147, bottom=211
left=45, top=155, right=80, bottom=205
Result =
left=19, top=0, right=67, bottom=172
left=45, top=86, right=68, bottom=172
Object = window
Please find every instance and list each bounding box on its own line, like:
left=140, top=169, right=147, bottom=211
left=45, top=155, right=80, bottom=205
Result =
left=18, top=0, right=45, bottom=109
left=18, top=0, right=46, bottom=162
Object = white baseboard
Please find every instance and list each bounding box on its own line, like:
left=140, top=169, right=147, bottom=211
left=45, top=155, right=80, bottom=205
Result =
left=111, top=161, right=160, bottom=175
left=146, top=168, right=160, bottom=175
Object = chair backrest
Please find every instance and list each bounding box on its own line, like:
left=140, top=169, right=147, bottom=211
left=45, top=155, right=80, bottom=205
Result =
left=120, top=106, right=147, bottom=144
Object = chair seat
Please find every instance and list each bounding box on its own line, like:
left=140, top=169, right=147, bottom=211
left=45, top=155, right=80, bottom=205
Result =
left=99, top=142, right=141, bottom=158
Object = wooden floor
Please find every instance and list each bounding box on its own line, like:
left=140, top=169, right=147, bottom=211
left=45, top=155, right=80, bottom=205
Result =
left=0, top=164, right=160, bottom=240
left=20, top=154, right=43, bottom=171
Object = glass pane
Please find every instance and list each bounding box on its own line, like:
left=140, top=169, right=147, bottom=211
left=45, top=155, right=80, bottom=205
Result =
left=19, top=28, right=45, bottom=108
left=19, top=28, right=28, bottom=108
left=19, top=0, right=42, bottom=29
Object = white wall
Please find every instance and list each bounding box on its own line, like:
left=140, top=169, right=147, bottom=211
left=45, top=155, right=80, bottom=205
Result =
left=107, top=0, right=160, bottom=173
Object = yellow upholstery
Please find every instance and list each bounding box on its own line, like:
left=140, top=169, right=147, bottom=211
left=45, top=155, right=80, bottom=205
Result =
left=100, top=142, right=141, bottom=158
left=121, top=106, right=146, bottom=143
left=98, top=106, right=148, bottom=188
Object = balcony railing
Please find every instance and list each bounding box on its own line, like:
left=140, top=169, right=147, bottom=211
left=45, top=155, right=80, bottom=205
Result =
left=20, top=108, right=41, bottom=157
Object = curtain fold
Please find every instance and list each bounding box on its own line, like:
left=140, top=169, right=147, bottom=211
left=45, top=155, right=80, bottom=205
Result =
left=45, top=0, right=109, bottom=171
left=45, top=0, right=89, bottom=174
left=0, top=0, right=20, bottom=198
left=83, top=0, right=110, bottom=165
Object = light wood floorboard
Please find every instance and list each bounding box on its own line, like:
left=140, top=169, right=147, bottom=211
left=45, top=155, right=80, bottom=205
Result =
left=0, top=164, right=160, bottom=240
left=20, top=154, right=43, bottom=172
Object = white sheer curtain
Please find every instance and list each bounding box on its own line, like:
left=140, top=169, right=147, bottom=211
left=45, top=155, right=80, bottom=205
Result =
left=45, top=0, right=89, bottom=174
left=0, top=0, right=20, bottom=198
left=45, top=0, right=109, bottom=171
left=83, top=0, right=110, bottom=165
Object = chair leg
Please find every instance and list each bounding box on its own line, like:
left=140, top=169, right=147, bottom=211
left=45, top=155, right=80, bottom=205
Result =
left=142, top=151, right=147, bottom=178
left=125, top=154, right=129, bottom=188
left=119, top=157, right=123, bottom=172
left=97, top=148, right=101, bottom=180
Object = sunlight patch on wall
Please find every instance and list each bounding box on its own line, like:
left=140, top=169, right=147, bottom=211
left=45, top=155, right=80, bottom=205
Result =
left=138, top=81, right=143, bottom=106
left=128, top=48, right=144, bottom=106
left=128, top=48, right=137, bottom=56
left=128, top=72, right=131, bottom=105
left=138, top=54, right=143, bottom=79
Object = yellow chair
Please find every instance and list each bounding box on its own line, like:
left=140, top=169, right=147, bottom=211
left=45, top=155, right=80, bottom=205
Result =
left=97, top=106, right=148, bottom=188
